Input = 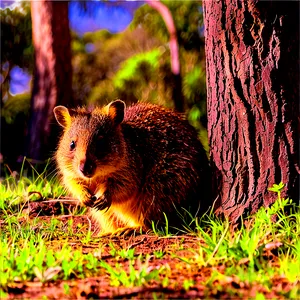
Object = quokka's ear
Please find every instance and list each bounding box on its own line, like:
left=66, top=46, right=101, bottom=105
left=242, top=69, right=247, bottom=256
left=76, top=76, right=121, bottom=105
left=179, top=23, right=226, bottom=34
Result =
left=105, top=100, right=125, bottom=125
left=53, top=106, right=71, bottom=128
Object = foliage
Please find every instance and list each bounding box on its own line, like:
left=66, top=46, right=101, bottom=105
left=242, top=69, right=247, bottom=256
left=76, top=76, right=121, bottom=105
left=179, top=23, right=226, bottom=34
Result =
left=72, top=27, right=161, bottom=105
left=184, top=65, right=208, bottom=150
left=0, top=93, right=31, bottom=165
left=183, top=66, right=206, bottom=106
left=114, top=49, right=160, bottom=90
left=0, top=2, right=33, bottom=101
left=131, top=1, right=204, bottom=51
left=86, top=44, right=175, bottom=108
left=73, top=1, right=208, bottom=126
left=0, top=3, right=33, bottom=165
left=127, top=0, right=207, bottom=117
left=0, top=2, right=32, bottom=67
left=112, top=48, right=173, bottom=105
left=1, top=92, right=30, bottom=124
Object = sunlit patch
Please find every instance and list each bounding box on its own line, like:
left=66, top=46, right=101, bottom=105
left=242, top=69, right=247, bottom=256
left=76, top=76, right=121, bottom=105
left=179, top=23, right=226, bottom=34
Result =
left=90, top=197, right=143, bottom=234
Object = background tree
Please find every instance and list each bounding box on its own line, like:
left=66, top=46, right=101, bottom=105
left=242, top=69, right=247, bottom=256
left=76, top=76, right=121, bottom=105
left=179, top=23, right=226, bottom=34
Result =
left=203, top=0, right=299, bottom=219
left=27, top=0, right=74, bottom=161
left=146, top=0, right=183, bottom=112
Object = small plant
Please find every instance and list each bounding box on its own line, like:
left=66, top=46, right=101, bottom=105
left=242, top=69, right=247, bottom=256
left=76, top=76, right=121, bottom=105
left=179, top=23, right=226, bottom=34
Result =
left=153, top=250, right=165, bottom=259
left=109, top=243, right=136, bottom=260
left=100, top=255, right=161, bottom=288
left=183, top=279, right=195, bottom=291
left=151, top=212, right=173, bottom=237
left=63, top=283, right=70, bottom=295
left=268, top=182, right=285, bottom=201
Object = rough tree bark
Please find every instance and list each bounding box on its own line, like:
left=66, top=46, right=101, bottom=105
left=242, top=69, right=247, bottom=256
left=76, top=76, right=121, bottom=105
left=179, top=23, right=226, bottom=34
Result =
left=203, top=0, right=299, bottom=219
left=146, top=0, right=184, bottom=112
left=27, top=0, right=74, bottom=161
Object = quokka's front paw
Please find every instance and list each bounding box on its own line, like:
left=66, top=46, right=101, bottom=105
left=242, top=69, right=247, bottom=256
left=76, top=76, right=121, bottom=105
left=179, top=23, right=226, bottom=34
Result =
left=81, top=188, right=95, bottom=207
left=92, top=195, right=111, bottom=211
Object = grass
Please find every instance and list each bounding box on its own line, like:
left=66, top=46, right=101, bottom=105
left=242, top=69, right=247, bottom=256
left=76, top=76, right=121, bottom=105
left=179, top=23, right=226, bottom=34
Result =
left=0, top=159, right=66, bottom=213
left=99, top=255, right=163, bottom=288
left=0, top=164, right=299, bottom=298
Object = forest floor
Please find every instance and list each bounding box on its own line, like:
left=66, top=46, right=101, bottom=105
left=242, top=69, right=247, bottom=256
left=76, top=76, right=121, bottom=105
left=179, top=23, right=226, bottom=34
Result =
left=2, top=197, right=299, bottom=299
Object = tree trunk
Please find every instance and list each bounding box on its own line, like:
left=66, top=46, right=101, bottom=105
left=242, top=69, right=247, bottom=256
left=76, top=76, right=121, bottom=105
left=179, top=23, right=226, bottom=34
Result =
left=146, top=0, right=184, bottom=112
left=203, top=0, right=299, bottom=219
left=27, top=0, right=73, bottom=161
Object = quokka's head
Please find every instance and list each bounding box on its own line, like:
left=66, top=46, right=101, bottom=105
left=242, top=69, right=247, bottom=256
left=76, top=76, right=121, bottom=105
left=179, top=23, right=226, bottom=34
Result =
left=53, top=100, right=126, bottom=180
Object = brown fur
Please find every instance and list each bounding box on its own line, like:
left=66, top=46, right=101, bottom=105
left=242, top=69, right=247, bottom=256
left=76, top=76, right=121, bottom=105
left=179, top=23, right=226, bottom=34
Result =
left=54, top=100, right=211, bottom=234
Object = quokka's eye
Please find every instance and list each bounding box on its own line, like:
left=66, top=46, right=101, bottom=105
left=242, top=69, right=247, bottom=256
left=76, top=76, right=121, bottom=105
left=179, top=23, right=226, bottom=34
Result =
left=70, top=141, right=76, bottom=150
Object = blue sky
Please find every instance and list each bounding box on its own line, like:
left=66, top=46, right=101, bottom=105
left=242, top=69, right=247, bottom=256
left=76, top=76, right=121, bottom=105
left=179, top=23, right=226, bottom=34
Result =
left=4, top=1, right=143, bottom=95
left=9, top=66, right=31, bottom=95
left=69, top=1, right=142, bottom=35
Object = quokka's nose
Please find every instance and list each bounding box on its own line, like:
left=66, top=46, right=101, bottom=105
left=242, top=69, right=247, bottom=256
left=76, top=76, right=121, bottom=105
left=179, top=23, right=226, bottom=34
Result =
left=79, top=159, right=95, bottom=178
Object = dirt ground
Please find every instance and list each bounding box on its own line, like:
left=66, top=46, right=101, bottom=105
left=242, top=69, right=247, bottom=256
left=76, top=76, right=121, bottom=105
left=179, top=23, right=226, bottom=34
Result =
left=5, top=200, right=296, bottom=299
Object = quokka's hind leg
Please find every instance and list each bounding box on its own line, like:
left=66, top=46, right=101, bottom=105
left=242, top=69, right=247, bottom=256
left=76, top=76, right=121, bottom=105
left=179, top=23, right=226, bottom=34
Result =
left=140, top=171, right=206, bottom=232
